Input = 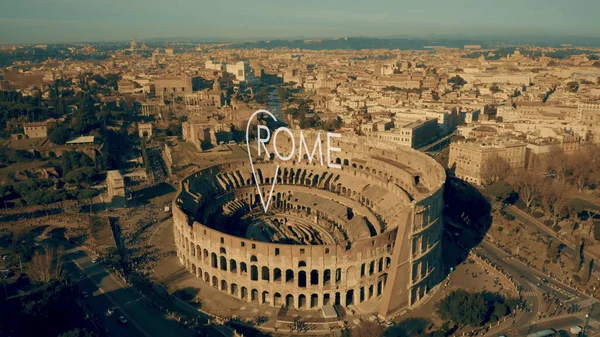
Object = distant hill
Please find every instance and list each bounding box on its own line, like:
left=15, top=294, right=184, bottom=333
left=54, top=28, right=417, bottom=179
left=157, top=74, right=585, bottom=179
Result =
left=223, top=37, right=492, bottom=50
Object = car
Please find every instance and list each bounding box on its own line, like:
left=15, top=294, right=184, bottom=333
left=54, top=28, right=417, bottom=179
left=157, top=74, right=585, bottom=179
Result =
left=106, top=309, right=114, bottom=316
left=91, top=258, right=97, bottom=263
left=81, top=291, right=89, bottom=298
left=118, top=316, right=128, bottom=324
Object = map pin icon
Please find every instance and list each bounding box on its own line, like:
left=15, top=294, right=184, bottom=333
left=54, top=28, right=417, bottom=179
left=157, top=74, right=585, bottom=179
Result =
left=246, top=109, right=280, bottom=213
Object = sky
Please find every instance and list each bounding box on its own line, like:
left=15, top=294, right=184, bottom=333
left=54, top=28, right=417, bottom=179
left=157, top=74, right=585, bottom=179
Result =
left=1, top=0, right=599, bottom=44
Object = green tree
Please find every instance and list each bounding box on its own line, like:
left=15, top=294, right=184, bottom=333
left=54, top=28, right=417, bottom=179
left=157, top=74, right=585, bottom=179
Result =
left=0, top=184, right=13, bottom=209
left=436, top=290, right=488, bottom=327
left=566, top=81, right=579, bottom=93
left=65, top=167, right=96, bottom=185
left=48, top=126, right=72, bottom=145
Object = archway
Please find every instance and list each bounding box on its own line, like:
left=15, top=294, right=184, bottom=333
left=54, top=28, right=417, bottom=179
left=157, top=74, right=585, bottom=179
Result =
left=298, top=271, right=307, bottom=288
left=310, top=270, right=319, bottom=285
left=310, top=294, right=318, bottom=308
left=346, top=289, right=354, bottom=306
left=285, top=269, right=294, bottom=283
left=262, top=291, right=270, bottom=305
left=261, top=266, right=270, bottom=281
left=274, top=293, right=282, bottom=306
left=251, top=265, right=258, bottom=281
left=285, top=294, right=294, bottom=307
left=298, top=294, right=307, bottom=309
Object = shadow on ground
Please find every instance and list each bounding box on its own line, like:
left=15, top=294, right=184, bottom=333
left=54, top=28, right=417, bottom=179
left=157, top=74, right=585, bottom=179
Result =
left=442, top=176, right=493, bottom=275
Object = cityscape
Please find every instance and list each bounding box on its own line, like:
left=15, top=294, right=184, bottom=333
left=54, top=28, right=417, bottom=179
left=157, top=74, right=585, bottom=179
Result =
left=0, top=2, right=600, bottom=337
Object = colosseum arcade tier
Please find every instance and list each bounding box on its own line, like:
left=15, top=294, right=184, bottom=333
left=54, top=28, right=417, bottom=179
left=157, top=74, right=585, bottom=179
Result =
left=172, top=132, right=446, bottom=318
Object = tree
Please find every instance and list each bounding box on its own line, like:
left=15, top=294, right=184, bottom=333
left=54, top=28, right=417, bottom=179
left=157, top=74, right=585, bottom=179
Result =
left=569, top=150, right=595, bottom=192
left=0, top=277, right=8, bottom=298
left=76, top=189, right=99, bottom=212
left=28, top=246, right=64, bottom=284
left=540, top=183, right=569, bottom=227
left=65, top=167, right=96, bottom=185
left=351, top=320, right=386, bottom=337
left=436, top=290, right=488, bottom=327
left=481, top=155, right=510, bottom=185
left=547, top=240, right=561, bottom=260
left=509, top=169, right=543, bottom=211
left=580, top=258, right=594, bottom=283
left=448, top=75, right=467, bottom=89
left=485, top=181, right=515, bottom=203
left=0, top=184, right=13, bottom=209
left=48, top=126, right=72, bottom=145
left=566, top=81, right=579, bottom=93
left=546, top=147, right=569, bottom=183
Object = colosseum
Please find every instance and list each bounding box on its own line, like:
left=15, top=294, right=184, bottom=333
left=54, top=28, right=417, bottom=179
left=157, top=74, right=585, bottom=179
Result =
left=172, top=130, right=446, bottom=318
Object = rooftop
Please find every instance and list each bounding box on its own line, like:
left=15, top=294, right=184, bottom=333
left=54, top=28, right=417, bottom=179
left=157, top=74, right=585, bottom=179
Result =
left=66, top=135, right=95, bottom=144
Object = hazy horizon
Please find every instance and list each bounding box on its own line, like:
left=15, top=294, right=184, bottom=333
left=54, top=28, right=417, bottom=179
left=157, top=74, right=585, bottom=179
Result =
left=1, top=0, right=600, bottom=45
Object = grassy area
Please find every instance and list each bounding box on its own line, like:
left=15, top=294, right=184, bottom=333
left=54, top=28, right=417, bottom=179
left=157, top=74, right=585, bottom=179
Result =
left=90, top=215, right=116, bottom=252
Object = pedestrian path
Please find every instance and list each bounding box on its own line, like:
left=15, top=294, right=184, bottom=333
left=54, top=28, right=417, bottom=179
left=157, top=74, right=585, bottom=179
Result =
left=522, top=291, right=537, bottom=297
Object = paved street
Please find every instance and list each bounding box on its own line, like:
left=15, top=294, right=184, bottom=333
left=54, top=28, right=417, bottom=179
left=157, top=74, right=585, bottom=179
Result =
left=478, top=241, right=598, bottom=336
left=64, top=249, right=196, bottom=337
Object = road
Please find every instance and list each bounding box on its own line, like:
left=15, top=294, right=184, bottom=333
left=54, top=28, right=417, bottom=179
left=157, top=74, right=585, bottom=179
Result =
left=478, top=241, right=599, bottom=336
left=518, top=315, right=586, bottom=336
left=506, top=205, right=600, bottom=289
left=64, top=249, right=196, bottom=337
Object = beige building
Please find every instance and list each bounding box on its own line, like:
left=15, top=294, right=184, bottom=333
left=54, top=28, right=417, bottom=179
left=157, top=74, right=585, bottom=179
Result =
left=117, top=80, right=136, bottom=94
left=154, top=76, right=193, bottom=98
left=107, top=170, right=127, bottom=207
left=138, top=122, right=153, bottom=139
left=23, top=122, right=48, bottom=138
left=448, top=140, right=527, bottom=185
left=365, top=118, right=438, bottom=149
left=578, top=102, right=600, bottom=126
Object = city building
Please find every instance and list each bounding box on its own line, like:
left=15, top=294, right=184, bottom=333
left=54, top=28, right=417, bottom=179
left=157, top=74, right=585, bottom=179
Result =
left=448, top=139, right=527, bottom=185
left=154, top=76, right=193, bottom=98
left=23, top=122, right=48, bottom=139
left=364, top=118, right=439, bottom=149
left=107, top=170, right=127, bottom=208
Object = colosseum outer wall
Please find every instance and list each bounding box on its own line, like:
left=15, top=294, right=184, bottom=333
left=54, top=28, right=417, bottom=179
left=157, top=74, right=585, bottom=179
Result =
left=172, top=137, right=445, bottom=317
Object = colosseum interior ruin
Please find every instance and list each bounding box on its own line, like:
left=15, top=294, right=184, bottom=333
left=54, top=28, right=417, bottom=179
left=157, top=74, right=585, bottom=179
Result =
left=172, top=131, right=446, bottom=318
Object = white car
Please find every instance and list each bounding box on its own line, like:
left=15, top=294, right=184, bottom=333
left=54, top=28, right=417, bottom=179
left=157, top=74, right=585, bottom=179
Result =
left=81, top=291, right=89, bottom=298
left=106, top=309, right=114, bottom=316
left=118, top=316, right=128, bottom=324
left=91, top=258, right=97, bottom=263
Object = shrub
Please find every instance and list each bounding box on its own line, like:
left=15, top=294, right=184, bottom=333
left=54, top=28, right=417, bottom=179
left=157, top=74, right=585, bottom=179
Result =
left=497, top=226, right=504, bottom=232
left=543, top=220, right=553, bottom=226
left=573, top=274, right=581, bottom=283
left=533, top=211, right=544, bottom=218
left=553, top=225, right=561, bottom=232
left=504, top=214, right=516, bottom=221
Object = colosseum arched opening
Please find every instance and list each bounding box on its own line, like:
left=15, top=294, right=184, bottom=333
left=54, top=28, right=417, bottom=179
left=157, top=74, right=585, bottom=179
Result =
left=172, top=131, right=446, bottom=318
